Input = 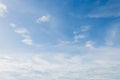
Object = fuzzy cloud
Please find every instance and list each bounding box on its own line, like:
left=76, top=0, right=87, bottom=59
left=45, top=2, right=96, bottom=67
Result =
left=14, top=28, right=33, bottom=45
left=85, top=40, right=94, bottom=48
left=14, top=28, right=29, bottom=35
left=74, top=34, right=86, bottom=42
left=73, top=26, right=90, bottom=42
left=22, top=37, right=33, bottom=45
left=105, top=21, right=120, bottom=46
left=37, top=15, right=50, bottom=23
left=10, top=23, right=33, bottom=46
left=0, top=47, right=120, bottom=80
left=0, top=2, right=7, bottom=17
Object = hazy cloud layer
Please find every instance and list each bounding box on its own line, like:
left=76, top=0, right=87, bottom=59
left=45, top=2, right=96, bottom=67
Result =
left=0, top=47, right=120, bottom=80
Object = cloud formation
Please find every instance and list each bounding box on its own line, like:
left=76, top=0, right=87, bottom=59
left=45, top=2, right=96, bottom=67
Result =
left=88, top=0, right=120, bottom=18
left=10, top=23, right=33, bottom=45
left=74, top=34, right=86, bottom=42
left=85, top=40, right=94, bottom=49
left=73, top=25, right=90, bottom=42
left=0, top=2, right=7, bottom=17
left=105, top=21, right=120, bottom=46
left=22, top=37, right=33, bottom=45
left=37, top=15, right=50, bottom=23
left=14, top=28, right=29, bottom=35
left=0, top=47, right=119, bottom=80
left=1, top=0, right=120, bottom=80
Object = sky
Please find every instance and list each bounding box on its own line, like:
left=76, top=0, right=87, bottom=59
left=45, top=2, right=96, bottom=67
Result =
left=0, top=0, right=120, bottom=80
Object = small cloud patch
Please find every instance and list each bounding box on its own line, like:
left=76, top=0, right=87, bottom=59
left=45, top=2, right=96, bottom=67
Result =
left=37, top=15, right=50, bottom=23
left=0, top=2, right=7, bottom=17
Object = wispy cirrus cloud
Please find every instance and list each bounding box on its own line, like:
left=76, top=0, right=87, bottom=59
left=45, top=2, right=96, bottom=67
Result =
left=105, top=21, right=120, bottom=46
left=88, top=0, right=120, bottom=18
left=73, top=25, right=90, bottom=42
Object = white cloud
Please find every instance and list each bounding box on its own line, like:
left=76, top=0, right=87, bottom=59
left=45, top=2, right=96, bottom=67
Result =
left=0, top=47, right=119, bottom=80
left=74, top=34, right=86, bottom=42
left=22, top=37, right=33, bottom=45
left=14, top=28, right=29, bottom=35
left=10, top=24, right=33, bottom=46
left=37, top=15, right=50, bottom=23
left=21, top=34, right=33, bottom=45
left=13, top=27, right=33, bottom=45
left=73, top=26, right=90, bottom=42
left=85, top=40, right=94, bottom=48
left=0, top=2, right=7, bottom=17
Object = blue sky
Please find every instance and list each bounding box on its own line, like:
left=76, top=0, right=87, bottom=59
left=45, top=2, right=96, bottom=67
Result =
left=0, top=0, right=120, bottom=80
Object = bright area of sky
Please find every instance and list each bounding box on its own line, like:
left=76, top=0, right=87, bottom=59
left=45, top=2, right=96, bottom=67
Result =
left=0, top=0, right=120, bottom=80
